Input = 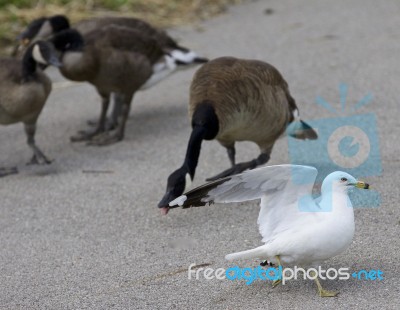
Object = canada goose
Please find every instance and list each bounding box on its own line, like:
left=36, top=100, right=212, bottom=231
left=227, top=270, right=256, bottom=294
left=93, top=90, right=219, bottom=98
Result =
left=0, top=41, right=61, bottom=177
left=158, top=57, right=318, bottom=211
left=168, top=165, right=370, bottom=297
left=15, top=15, right=208, bottom=129
left=50, top=26, right=200, bottom=145
left=16, top=15, right=207, bottom=69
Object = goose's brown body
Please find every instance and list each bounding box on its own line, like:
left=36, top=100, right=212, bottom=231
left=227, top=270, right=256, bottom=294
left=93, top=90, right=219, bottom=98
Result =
left=0, top=59, right=51, bottom=126
left=0, top=41, right=60, bottom=176
left=60, top=26, right=162, bottom=92
left=190, top=57, right=296, bottom=153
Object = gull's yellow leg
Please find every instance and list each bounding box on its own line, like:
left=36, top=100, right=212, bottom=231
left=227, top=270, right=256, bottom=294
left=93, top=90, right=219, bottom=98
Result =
left=310, top=270, right=339, bottom=297
left=272, top=255, right=282, bottom=288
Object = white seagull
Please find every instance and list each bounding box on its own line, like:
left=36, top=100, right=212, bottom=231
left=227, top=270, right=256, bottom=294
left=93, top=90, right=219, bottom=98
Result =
left=167, top=164, right=370, bottom=297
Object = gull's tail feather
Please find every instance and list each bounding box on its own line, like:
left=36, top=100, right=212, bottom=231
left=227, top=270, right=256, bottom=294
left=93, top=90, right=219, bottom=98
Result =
left=225, top=246, right=266, bottom=261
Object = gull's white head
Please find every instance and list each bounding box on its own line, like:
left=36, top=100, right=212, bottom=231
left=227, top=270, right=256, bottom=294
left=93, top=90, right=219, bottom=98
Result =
left=321, top=171, right=369, bottom=194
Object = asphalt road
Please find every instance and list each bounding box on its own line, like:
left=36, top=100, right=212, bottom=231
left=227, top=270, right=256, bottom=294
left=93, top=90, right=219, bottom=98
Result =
left=1, top=0, right=399, bottom=309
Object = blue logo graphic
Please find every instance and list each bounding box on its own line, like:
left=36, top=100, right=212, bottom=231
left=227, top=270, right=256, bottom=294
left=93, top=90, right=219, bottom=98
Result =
left=352, top=269, right=384, bottom=280
left=187, top=263, right=384, bottom=284
left=226, top=265, right=282, bottom=285
left=223, top=266, right=383, bottom=285
left=287, top=83, right=381, bottom=208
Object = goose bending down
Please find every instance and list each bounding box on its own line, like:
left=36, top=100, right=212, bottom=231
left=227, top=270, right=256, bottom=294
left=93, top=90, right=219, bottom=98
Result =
left=0, top=41, right=61, bottom=177
left=50, top=26, right=200, bottom=145
left=14, top=15, right=208, bottom=129
left=158, top=57, right=318, bottom=211
left=168, top=165, right=370, bottom=297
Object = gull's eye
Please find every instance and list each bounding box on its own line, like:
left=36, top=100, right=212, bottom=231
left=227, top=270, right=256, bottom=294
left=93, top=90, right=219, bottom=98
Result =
left=340, top=177, right=348, bottom=182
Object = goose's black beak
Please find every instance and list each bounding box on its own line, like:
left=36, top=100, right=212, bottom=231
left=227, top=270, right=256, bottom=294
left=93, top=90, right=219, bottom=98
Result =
left=158, top=191, right=176, bottom=215
left=193, top=57, right=208, bottom=63
left=48, top=56, right=62, bottom=68
left=160, top=207, right=169, bottom=215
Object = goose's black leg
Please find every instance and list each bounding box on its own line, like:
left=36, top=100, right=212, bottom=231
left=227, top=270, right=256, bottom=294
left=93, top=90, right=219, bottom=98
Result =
left=71, top=94, right=109, bottom=142
left=24, top=123, right=52, bottom=165
left=108, top=94, right=122, bottom=130
left=89, top=93, right=132, bottom=146
left=86, top=93, right=121, bottom=130
left=206, top=152, right=270, bottom=181
left=227, top=145, right=236, bottom=166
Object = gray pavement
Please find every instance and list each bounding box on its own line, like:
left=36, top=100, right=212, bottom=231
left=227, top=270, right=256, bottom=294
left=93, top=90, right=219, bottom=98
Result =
left=1, top=0, right=399, bottom=309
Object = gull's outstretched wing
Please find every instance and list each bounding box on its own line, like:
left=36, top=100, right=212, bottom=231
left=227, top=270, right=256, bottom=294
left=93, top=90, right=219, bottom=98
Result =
left=168, top=165, right=318, bottom=214
left=256, top=166, right=318, bottom=242
left=168, top=165, right=318, bottom=242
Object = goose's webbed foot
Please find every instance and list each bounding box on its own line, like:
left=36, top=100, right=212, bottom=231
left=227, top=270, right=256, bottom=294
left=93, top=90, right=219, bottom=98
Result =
left=70, top=127, right=106, bottom=142
left=87, top=130, right=124, bottom=146
left=27, top=150, right=52, bottom=165
left=0, top=167, right=18, bottom=177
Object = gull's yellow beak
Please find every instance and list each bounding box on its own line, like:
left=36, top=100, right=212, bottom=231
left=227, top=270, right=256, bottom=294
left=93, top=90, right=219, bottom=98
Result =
left=355, top=181, right=370, bottom=189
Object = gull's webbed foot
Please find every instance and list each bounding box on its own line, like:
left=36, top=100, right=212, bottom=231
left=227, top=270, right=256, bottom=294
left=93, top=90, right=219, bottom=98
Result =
left=312, top=270, right=339, bottom=297
left=318, top=288, right=339, bottom=297
left=271, top=255, right=283, bottom=288
left=272, top=279, right=282, bottom=288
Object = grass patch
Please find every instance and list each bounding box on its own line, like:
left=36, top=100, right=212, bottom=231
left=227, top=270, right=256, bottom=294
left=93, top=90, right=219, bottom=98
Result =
left=0, top=0, right=241, bottom=54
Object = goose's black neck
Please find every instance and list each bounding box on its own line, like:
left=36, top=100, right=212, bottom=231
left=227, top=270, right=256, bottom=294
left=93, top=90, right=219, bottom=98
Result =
left=22, top=45, right=38, bottom=82
left=183, top=126, right=206, bottom=179
left=184, top=100, right=219, bottom=179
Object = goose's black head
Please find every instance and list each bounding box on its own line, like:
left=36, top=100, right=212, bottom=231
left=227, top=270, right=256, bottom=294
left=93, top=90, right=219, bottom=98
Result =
left=48, top=15, right=71, bottom=33
left=51, top=29, right=84, bottom=53
left=17, top=15, right=70, bottom=46
left=158, top=166, right=192, bottom=215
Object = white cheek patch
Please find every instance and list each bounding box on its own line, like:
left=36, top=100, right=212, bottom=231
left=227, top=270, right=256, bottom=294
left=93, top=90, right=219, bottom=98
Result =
left=36, top=20, right=52, bottom=39
left=32, top=44, right=47, bottom=65
left=184, top=173, right=192, bottom=192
